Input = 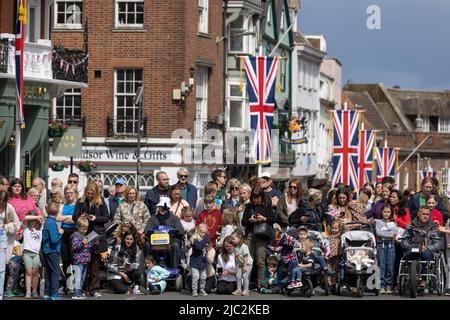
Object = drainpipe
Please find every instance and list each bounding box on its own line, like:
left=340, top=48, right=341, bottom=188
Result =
left=223, top=0, right=228, bottom=168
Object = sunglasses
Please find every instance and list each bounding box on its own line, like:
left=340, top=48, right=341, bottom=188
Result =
left=289, top=186, right=298, bottom=189
left=68, top=180, right=78, bottom=184
left=179, top=175, right=188, bottom=178
left=230, top=187, right=239, bottom=191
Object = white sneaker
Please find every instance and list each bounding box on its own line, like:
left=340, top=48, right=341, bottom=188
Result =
left=379, top=288, right=386, bottom=294
left=133, top=285, right=143, bottom=295
left=93, top=292, right=102, bottom=298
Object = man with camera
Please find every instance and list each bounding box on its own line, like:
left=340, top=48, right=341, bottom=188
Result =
left=144, top=197, right=185, bottom=269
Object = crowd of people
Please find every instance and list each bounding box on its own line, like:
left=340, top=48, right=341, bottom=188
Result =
left=0, top=168, right=449, bottom=300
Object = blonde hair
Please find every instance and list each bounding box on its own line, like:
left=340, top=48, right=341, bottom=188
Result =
left=191, top=223, right=207, bottom=244
left=77, top=216, right=89, bottom=229
left=222, top=208, right=239, bottom=228
left=80, top=183, right=103, bottom=207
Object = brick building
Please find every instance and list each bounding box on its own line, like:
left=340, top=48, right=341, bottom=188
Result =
left=49, top=0, right=224, bottom=194
left=343, top=83, right=450, bottom=194
left=0, top=0, right=86, bottom=181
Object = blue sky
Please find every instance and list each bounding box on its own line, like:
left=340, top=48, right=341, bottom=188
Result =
left=299, top=0, right=450, bottom=90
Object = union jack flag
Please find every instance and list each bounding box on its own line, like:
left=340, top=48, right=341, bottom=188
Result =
left=420, top=167, right=440, bottom=180
left=244, top=56, right=279, bottom=164
left=282, top=252, right=297, bottom=264
left=15, top=0, right=27, bottom=128
left=357, top=127, right=375, bottom=191
left=375, top=146, right=397, bottom=182
left=332, top=110, right=360, bottom=189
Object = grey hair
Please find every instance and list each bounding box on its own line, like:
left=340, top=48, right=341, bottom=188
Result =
left=226, top=178, right=241, bottom=190
left=51, top=177, right=64, bottom=187
left=156, top=171, right=168, bottom=180
left=177, top=167, right=189, bottom=176
left=108, top=185, right=116, bottom=193
left=33, top=177, right=45, bottom=187
left=308, top=188, right=322, bottom=201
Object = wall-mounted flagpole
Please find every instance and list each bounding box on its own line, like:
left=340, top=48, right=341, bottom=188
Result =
left=14, top=123, right=21, bottom=178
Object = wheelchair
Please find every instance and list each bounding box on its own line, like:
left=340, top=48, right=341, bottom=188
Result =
left=397, top=237, right=446, bottom=298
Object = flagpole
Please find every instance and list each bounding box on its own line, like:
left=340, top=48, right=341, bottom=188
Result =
left=15, top=123, right=21, bottom=178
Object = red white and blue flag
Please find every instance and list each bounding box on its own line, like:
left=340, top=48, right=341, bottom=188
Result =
left=357, top=126, right=375, bottom=191
left=15, top=0, right=27, bottom=128
left=244, top=56, right=279, bottom=164
left=420, top=167, right=440, bottom=180
left=332, top=110, right=360, bottom=189
left=375, top=146, right=397, bottom=182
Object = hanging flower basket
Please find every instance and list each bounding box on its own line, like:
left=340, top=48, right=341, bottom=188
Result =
left=77, top=160, right=96, bottom=172
left=48, top=120, right=70, bottom=138
left=49, top=161, right=68, bottom=172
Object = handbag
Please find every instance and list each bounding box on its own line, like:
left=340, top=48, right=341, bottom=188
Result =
left=253, top=222, right=274, bottom=240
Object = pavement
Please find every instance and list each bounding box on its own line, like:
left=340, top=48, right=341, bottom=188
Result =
left=5, top=288, right=450, bottom=300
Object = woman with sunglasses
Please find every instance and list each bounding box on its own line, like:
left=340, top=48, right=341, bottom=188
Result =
left=221, top=179, right=241, bottom=212
left=27, top=187, right=47, bottom=218
left=277, top=178, right=306, bottom=229
left=170, top=185, right=189, bottom=219
left=56, top=184, right=79, bottom=291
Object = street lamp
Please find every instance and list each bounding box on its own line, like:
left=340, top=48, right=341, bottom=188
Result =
left=134, top=86, right=143, bottom=193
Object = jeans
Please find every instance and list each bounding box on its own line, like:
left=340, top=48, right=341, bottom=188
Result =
left=43, top=252, right=61, bottom=297
left=236, top=265, right=252, bottom=291
left=191, top=268, right=206, bottom=294
left=0, top=228, right=7, bottom=300
left=73, top=264, right=88, bottom=296
left=291, top=267, right=310, bottom=282
left=377, top=241, right=395, bottom=288
left=244, top=233, right=269, bottom=287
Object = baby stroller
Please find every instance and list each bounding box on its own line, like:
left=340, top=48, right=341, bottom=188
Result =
left=145, top=225, right=184, bottom=291
left=336, top=222, right=380, bottom=297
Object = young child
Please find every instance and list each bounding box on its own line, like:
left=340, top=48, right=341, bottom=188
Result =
left=196, top=195, right=223, bottom=248
left=326, top=219, right=342, bottom=289
left=230, top=230, right=253, bottom=296
left=217, top=208, right=239, bottom=248
left=260, top=256, right=283, bottom=294
left=41, top=202, right=64, bottom=300
left=144, top=255, right=170, bottom=295
left=190, top=223, right=210, bottom=297
left=297, top=226, right=331, bottom=275
left=22, top=211, right=43, bottom=299
left=4, top=241, right=24, bottom=298
left=181, top=207, right=196, bottom=233
left=70, top=216, right=94, bottom=299
left=375, top=204, right=398, bottom=294
left=287, top=239, right=318, bottom=289
left=426, top=194, right=444, bottom=226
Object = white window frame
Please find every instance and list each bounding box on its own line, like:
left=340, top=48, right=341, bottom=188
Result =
left=198, top=0, right=209, bottom=34
left=442, top=169, right=449, bottom=194
left=54, top=0, right=83, bottom=30
left=280, top=9, right=285, bottom=30
left=115, top=0, right=144, bottom=28
left=228, top=15, right=245, bottom=54
left=55, top=88, right=82, bottom=120
left=438, top=117, right=450, bottom=133
left=114, top=69, right=143, bottom=135
left=195, top=66, right=209, bottom=137
left=227, top=82, right=247, bottom=130
left=422, top=115, right=430, bottom=132
left=26, top=0, right=41, bottom=42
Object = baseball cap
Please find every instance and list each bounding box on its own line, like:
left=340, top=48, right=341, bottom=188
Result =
left=156, top=197, right=171, bottom=208
left=115, top=178, right=127, bottom=186
left=259, top=172, right=271, bottom=179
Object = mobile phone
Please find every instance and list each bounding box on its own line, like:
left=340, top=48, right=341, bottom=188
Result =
left=217, top=267, right=223, bottom=274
